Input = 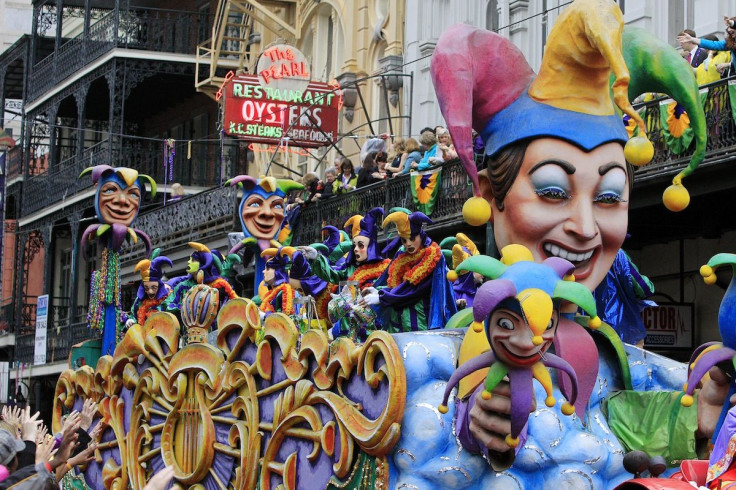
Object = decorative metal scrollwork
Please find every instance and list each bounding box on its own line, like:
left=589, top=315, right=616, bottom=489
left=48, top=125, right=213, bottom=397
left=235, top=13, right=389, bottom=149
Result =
left=53, top=297, right=406, bottom=489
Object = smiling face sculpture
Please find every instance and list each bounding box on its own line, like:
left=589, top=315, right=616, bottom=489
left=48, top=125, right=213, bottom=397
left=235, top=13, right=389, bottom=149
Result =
left=90, top=166, right=153, bottom=227
left=228, top=175, right=303, bottom=250
left=79, top=165, right=156, bottom=254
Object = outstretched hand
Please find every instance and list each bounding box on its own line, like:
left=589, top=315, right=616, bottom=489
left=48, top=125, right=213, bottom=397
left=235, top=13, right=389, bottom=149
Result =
left=143, top=466, right=176, bottom=490
left=80, top=399, right=97, bottom=432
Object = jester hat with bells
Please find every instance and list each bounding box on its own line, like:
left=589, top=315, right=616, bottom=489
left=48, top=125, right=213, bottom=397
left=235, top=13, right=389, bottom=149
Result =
left=134, top=249, right=173, bottom=301
left=79, top=165, right=156, bottom=255
left=681, top=253, right=736, bottom=441
left=343, top=207, right=385, bottom=264
left=260, top=247, right=294, bottom=287
left=441, top=233, right=481, bottom=301
left=431, top=0, right=707, bottom=216
left=438, top=244, right=601, bottom=448
left=227, top=175, right=304, bottom=253
left=382, top=211, right=434, bottom=248
left=309, top=226, right=353, bottom=267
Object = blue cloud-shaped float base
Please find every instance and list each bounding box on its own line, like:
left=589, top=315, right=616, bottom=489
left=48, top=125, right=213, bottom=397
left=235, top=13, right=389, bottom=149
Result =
left=389, top=330, right=688, bottom=489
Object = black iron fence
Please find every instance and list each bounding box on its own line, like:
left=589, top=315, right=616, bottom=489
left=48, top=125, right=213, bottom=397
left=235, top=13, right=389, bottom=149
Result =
left=29, top=8, right=208, bottom=100
left=20, top=138, right=242, bottom=217
left=290, top=159, right=473, bottom=246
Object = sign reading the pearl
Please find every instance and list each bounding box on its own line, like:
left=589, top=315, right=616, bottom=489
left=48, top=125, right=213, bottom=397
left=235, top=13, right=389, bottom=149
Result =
left=223, top=74, right=340, bottom=148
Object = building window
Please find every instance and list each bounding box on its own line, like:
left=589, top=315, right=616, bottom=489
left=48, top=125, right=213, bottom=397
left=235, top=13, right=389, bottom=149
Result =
left=486, top=0, right=499, bottom=31
left=198, top=4, right=210, bottom=45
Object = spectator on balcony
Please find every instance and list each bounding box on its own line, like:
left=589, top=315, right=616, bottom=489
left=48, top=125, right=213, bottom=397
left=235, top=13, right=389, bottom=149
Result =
left=415, top=131, right=439, bottom=171
left=678, top=17, right=736, bottom=77
left=434, top=127, right=458, bottom=162
left=417, top=127, right=436, bottom=153
left=357, top=151, right=387, bottom=188
left=169, top=183, right=184, bottom=202
left=678, top=29, right=708, bottom=69
left=319, top=168, right=337, bottom=199
left=385, top=137, right=407, bottom=177
left=334, top=159, right=357, bottom=195
left=696, top=34, right=733, bottom=84
left=395, top=137, right=423, bottom=176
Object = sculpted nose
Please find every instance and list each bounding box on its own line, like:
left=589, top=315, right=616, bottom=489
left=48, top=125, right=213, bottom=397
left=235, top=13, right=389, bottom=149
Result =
left=563, top=199, right=599, bottom=241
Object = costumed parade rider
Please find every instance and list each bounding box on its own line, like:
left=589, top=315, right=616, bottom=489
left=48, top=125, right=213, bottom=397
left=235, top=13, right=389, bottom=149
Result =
left=125, top=249, right=173, bottom=329
left=166, top=242, right=239, bottom=315
left=298, top=208, right=391, bottom=291
left=359, top=211, right=457, bottom=332
left=258, top=247, right=297, bottom=315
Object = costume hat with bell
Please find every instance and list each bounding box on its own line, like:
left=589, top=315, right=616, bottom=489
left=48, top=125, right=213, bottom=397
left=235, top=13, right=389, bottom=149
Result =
left=260, top=247, right=292, bottom=287
left=441, top=233, right=481, bottom=300
left=343, top=207, right=385, bottom=265
left=382, top=211, right=433, bottom=249
left=431, top=0, right=707, bottom=215
left=134, top=248, right=173, bottom=301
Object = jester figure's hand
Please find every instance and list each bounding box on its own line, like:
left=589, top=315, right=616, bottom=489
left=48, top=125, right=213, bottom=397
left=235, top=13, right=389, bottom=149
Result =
left=468, top=380, right=536, bottom=454
left=358, top=289, right=379, bottom=307
left=297, top=246, right=319, bottom=261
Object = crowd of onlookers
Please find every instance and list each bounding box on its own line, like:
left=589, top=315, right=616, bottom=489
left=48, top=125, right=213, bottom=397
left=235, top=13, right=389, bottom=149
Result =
left=288, top=125, right=474, bottom=210
left=0, top=402, right=173, bottom=489
left=677, top=21, right=734, bottom=85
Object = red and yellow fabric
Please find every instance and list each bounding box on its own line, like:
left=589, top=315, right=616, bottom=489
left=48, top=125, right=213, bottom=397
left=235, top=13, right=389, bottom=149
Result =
left=387, top=243, right=442, bottom=288
left=410, top=167, right=442, bottom=215
left=259, top=283, right=296, bottom=314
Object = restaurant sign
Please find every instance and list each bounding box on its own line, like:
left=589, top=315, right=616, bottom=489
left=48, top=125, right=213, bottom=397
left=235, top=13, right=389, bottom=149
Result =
left=223, top=74, right=340, bottom=148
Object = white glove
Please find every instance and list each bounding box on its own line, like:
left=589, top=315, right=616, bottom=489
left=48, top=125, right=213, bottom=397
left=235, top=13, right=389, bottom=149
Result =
left=125, top=318, right=136, bottom=329
left=298, top=246, right=319, bottom=261
left=360, top=289, right=380, bottom=306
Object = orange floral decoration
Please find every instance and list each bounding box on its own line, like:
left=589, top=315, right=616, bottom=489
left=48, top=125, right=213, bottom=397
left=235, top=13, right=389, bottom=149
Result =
left=666, top=101, right=690, bottom=138
left=136, top=297, right=166, bottom=325
left=208, top=278, right=238, bottom=300
left=387, top=243, right=441, bottom=288
left=350, top=259, right=391, bottom=289
left=259, top=283, right=295, bottom=314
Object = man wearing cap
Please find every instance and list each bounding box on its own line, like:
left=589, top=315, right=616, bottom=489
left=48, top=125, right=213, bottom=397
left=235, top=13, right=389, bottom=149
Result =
left=359, top=211, right=456, bottom=332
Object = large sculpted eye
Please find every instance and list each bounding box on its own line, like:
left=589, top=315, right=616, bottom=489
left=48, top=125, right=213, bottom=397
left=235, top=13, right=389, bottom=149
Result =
left=497, top=318, right=514, bottom=331
left=249, top=201, right=261, bottom=208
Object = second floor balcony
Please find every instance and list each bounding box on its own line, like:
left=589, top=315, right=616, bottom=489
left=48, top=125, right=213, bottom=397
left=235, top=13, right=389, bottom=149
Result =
left=29, top=4, right=209, bottom=101
left=20, top=137, right=246, bottom=218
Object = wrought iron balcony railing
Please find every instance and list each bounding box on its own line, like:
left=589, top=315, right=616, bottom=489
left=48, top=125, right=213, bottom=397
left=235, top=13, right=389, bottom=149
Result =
left=290, top=159, right=473, bottom=246
left=20, top=138, right=237, bottom=217
left=14, top=317, right=95, bottom=365
left=29, top=7, right=208, bottom=101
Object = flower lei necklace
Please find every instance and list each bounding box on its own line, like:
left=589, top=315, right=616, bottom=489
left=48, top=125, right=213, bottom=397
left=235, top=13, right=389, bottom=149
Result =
left=260, top=283, right=295, bottom=314
left=351, top=259, right=391, bottom=289
left=387, top=243, right=441, bottom=288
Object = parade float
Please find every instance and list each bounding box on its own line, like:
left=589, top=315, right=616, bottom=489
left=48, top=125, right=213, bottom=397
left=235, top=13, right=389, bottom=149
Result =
left=51, top=0, right=728, bottom=488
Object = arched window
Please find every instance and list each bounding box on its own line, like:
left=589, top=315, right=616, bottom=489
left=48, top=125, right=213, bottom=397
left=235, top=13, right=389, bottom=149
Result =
left=486, top=0, right=499, bottom=31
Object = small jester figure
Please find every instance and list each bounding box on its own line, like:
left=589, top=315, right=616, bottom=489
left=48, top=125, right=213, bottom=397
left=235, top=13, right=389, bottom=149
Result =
left=258, top=247, right=297, bottom=315
left=126, top=249, right=173, bottom=329
left=227, top=175, right=303, bottom=288
left=441, top=233, right=483, bottom=308
left=299, top=207, right=391, bottom=292
left=165, top=242, right=239, bottom=314
left=360, top=211, right=457, bottom=332
left=80, top=165, right=156, bottom=356
left=438, top=245, right=601, bottom=460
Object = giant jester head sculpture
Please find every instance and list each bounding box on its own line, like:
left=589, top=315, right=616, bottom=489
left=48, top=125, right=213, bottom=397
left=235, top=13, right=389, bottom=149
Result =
left=79, top=165, right=156, bottom=254
left=227, top=175, right=304, bottom=253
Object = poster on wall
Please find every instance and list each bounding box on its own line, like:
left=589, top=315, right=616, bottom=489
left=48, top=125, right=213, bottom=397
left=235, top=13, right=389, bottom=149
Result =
left=641, top=302, right=694, bottom=350
left=33, top=295, right=48, bottom=365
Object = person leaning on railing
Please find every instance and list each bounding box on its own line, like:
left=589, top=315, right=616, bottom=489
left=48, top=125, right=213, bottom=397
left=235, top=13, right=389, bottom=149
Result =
left=334, top=158, right=358, bottom=194
left=696, top=34, right=733, bottom=84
